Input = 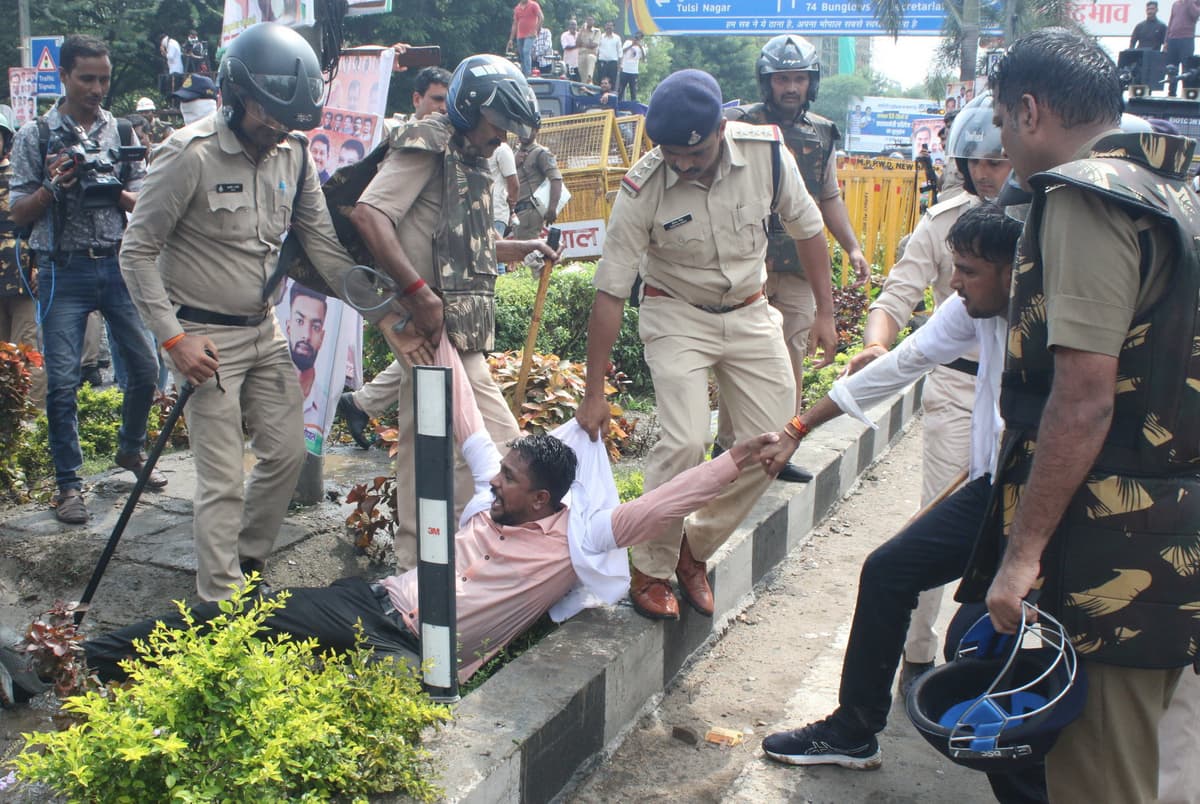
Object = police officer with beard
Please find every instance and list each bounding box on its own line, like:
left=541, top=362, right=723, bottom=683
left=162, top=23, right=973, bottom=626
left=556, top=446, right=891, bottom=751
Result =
left=349, top=54, right=556, bottom=556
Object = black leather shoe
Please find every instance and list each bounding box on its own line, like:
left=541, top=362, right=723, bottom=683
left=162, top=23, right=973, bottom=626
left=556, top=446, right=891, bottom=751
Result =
left=776, top=462, right=814, bottom=483
left=338, top=392, right=372, bottom=449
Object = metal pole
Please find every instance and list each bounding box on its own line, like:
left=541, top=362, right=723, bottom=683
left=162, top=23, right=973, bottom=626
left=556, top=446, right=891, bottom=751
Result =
left=19, top=0, right=31, bottom=67
left=414, top=366, right=458, bottom=701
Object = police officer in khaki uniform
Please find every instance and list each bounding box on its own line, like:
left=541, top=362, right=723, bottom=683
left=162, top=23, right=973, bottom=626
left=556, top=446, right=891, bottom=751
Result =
left=121, top=23, right=377, bottom=601
left=349, top=54, right=555, bottom=553
left=720, top=35, right=869, bottom=483
left=850, top=95, right=1009, bottom=692
left=577, top=69, right=837, bottom=620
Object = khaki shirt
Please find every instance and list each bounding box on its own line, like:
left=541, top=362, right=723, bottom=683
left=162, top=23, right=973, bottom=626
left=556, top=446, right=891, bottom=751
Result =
left=120, top=112, right=357, bottom=345
left=577, top=25, right=601, bottom=54
left=356, top=144, right=444, bottom=285
left=870, top=192, right=976, bottom=329
left=594, top=121, right=824, bottom=309
left=1038, top=130, right=1172, bottom=358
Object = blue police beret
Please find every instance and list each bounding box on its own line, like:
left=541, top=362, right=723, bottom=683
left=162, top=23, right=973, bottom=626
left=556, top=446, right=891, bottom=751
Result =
left=172, top=74, right=218, bottom=101
left=645, top=69, right=723, bottom=146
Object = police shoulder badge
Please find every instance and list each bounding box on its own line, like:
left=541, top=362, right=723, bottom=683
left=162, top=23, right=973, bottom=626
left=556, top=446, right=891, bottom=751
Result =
left=621, top=149, right=664, bottom=197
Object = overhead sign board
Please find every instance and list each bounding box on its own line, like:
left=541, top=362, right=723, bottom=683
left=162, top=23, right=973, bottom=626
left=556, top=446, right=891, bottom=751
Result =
left=628, top=0, right=950, bottom=36
left=29, top=35, right=64, bottom=97
left=845, top=95, right=941, bottom=154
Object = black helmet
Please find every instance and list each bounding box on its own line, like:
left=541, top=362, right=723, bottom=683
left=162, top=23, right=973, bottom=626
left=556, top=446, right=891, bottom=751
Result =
left=757, top=35, right=820, bottom=108
left=906, top=603, right=1088, bottom=773
left=217, top=22, right=325, bottom=131
left=945, top=92, right=1005, bottom=198
left=447, top=54, right=540, bottom=139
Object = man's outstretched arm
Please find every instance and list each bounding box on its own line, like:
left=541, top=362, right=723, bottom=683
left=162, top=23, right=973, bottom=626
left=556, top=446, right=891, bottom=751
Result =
left=606, top=433, right=780, bottom=548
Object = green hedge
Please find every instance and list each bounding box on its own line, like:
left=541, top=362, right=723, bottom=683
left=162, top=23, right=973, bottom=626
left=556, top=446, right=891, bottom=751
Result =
left=494, top=264, right=651, bottom=394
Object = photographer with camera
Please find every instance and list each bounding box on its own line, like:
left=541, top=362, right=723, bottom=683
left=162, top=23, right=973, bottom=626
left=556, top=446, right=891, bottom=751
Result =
left=9, top=34, right=163, bottom=525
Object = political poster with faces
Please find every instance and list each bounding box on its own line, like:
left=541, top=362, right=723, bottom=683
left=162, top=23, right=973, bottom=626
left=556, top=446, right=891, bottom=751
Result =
left=221, top=0, right=314, bottom=47
left=271, top=47, right=393, bottom=456
left=7, top=68, right=37, bottom=128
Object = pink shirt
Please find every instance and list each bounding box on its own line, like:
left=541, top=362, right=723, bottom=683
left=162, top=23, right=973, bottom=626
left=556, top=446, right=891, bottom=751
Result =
left=1167, top=0, right=1200, bottom=38
left=513, top=0, right=542, bottom=39
left=380, top=336, right=741, bottom=682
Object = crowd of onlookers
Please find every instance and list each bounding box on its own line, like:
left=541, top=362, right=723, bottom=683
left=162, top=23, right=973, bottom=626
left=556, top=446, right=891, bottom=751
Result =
left=507, top=1, right=648, bottom=100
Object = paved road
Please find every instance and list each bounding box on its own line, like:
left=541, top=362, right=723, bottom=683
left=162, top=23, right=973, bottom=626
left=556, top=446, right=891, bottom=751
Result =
left=566, top=418, right=998, bottom=804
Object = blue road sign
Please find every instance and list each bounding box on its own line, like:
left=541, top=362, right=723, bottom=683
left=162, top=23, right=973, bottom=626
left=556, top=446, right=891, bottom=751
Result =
left=30, top=36, right=64, bottom=97
left=628, top=0, right=950, bottom=36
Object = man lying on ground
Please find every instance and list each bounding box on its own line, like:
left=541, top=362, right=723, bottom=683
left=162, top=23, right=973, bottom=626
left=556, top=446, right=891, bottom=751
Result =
left=2, top=329, right=783, bottom=700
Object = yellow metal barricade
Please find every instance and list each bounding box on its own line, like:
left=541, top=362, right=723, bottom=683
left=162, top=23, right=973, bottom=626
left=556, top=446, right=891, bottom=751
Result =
left=534, top=114, right=923, bottom=272
left=833, top=156, right=923, bottom=284
left=532, top=109, right=648, bottom=224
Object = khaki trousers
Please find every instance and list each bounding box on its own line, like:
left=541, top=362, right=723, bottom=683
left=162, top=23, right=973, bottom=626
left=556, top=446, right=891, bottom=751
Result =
left=390, top=349, right=520, bottom=546
left=905, top=364, right=974, bottom=664
left=578, top=52, right=598, bottom=85
left=169, top=317, right=306, bottom=601
left=0, top=294, right=46, bottom=405
left=715, top=270, right=814, bottom=446
left=1048, top=661, right=1182, bottom=804
left=352, top=358, right=407, bottom=417
left=635, top=296, right=795, bottom=577
left=1158, top=667, right=1200, bottom=804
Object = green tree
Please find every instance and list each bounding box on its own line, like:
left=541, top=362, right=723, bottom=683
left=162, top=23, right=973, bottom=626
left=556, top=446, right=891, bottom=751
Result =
left=810, top=72, right=871, bottom=130
left=659, top=35, right=767, bottom=106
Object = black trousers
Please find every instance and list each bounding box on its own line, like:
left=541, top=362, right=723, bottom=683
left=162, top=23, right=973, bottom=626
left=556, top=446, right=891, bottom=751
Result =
left=832, top=475, right=991, bottom=736
left=618, top=71, right=639, bottom=102
left=597, top=59, right=619, bottom=88
left=83, top=577, right=421, bottom=682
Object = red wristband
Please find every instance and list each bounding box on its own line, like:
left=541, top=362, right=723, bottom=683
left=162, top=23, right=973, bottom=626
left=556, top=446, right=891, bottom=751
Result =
left=402, top=278, right=427, bottom=297
left=789, top=415, right=810, bottom=440
left=162, top=333, right=186, bottom=352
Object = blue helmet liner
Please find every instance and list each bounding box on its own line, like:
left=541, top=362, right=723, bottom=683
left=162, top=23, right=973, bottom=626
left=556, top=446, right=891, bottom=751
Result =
left=906, top=602, right=1088, bottom=772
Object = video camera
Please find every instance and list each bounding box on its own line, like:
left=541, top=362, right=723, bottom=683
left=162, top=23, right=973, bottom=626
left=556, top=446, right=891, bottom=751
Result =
left=49, top=114, right=146, bottom=210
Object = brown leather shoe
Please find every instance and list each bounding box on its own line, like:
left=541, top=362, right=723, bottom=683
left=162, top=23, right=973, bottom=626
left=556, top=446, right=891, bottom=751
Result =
left=630, top=568, right=679, bottom=620
left=675, top=535, right=714, bottom=616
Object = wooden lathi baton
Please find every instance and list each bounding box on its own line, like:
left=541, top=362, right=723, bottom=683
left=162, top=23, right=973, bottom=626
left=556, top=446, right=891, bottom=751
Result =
left=511, top=228, right=562, bottom=415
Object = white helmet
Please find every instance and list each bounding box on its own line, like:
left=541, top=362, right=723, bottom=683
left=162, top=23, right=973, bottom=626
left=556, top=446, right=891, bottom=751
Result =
left=135, top=97, right=156, bottom=112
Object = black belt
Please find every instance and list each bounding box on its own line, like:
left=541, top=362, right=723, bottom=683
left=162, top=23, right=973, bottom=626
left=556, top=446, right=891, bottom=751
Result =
left=513, top=199, right=536, bottom=213
left=55, top=245, right=119, bottom=259
left=943, top=358, right=979, bottom=376
left=176, top=304, right=268, bottom=328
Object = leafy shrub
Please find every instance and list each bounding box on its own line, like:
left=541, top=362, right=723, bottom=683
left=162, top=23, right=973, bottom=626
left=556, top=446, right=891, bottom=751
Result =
left=614, top=467, right=644, bottom=502
left=345, top=474, right=398, bottom=565
left=0, top=342, right=42, bottom=494
left=802, top=351, right=852, bottom=411
left=495, top=264, right=651, bottom=393
left=14, top=586, right=450, bottom=803
left=487, top=349, right=635, bottom=461
left=362, top=321, right=395, bottom=385
left=146, top=387, right=190, bottom=449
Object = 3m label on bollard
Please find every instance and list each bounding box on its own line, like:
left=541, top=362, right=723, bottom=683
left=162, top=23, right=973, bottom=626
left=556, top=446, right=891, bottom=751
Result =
left=414, top=366, right=457, bottom=700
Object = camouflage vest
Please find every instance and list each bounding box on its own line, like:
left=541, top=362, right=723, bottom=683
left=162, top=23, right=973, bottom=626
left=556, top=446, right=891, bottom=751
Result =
left=392, top=115, right=498, bottom=353
left=961, top=132, right=1200, bottom=668
left=0, top=163, right=31, bottom=298
left=726, top=103, right=837, bottom=275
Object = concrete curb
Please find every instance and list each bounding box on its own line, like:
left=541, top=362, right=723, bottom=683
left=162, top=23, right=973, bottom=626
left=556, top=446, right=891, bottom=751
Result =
left=418, top=380, right=924, bottom=804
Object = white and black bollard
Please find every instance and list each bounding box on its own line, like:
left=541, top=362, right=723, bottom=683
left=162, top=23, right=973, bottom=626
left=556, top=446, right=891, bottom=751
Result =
left=413, top=366, right=458, bottom=701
